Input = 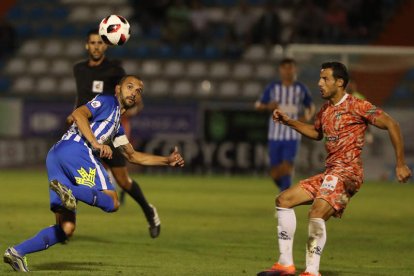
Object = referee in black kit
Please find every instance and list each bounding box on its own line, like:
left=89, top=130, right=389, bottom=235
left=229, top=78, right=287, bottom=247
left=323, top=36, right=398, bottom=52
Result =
left=69, top=29, right=161, bottom=238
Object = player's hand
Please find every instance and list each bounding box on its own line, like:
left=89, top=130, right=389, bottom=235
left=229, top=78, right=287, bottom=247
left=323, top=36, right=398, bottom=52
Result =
left=273, top=109, right=290, bottom=125
left=395, top=165, right=412, bottom=183
left=92, top=142, right=113, bottom=159
left=167, top=146, right=184, bottom=167
left=267, top=101, right=279, bottom=111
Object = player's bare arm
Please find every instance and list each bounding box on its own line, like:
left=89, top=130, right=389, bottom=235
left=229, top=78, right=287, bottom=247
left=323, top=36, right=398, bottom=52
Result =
left=300, top=103, right=316, bottom=122
left=71, top=106, right=112, bottom=159
left=273, top=109, right=323, bottom=140
left=119, top=144, right=185, bottom=167
left=254, top=101, right=279, bottom=112
left=370, top=111, right=412, bottom=182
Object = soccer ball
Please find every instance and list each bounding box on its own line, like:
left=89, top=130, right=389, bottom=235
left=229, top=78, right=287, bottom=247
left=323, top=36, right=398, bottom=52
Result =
left=99, top=15, right=130, bottom=46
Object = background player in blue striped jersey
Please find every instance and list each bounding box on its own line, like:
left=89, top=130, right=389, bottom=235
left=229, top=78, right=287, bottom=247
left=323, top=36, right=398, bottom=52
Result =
left=255, top=58, right=315, bottom=191
left=4, top=75, right=185, bottom=272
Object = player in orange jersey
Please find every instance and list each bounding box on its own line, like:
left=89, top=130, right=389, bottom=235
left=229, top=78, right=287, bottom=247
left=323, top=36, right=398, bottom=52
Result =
left=258, top=62, right=412, bottom=276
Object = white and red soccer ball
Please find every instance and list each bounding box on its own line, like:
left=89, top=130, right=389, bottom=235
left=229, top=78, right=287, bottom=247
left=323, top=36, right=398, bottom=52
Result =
left=99, top=15, right=130, bottom=46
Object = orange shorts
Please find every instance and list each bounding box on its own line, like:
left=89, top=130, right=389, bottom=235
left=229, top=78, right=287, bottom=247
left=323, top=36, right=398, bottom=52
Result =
left=299, top=173, right=362, bottom=218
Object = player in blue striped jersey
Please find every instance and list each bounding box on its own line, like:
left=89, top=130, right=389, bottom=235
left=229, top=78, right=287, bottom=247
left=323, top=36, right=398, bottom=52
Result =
left=255, top=58, right=315, bottom=191
left=4, top=75, right=184, bottom=272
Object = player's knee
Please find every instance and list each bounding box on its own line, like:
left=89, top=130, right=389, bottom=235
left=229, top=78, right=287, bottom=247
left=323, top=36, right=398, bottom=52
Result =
left=276, top=194, right=289, bottom=208
left=61, top=222, right=76, bottom=238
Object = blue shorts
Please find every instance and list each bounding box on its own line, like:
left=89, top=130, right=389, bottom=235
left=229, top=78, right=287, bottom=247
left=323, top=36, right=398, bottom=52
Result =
left=268, top=140, right=299, bottom=166
left=46, top=140, right=115, bottom=211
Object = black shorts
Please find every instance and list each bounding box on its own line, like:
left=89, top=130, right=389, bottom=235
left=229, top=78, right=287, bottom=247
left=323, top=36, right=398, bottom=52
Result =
left=101, top=142, right=126, bottom=167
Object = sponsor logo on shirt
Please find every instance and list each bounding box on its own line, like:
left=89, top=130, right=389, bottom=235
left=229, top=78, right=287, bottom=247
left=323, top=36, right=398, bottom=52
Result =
left=324, top=135, right=339, bottom=142
left=321, top=175, right=338, bottom=191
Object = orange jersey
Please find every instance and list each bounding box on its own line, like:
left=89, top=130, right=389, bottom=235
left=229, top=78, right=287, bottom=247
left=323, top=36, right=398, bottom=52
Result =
left=314, top=94, right=383, bottom=180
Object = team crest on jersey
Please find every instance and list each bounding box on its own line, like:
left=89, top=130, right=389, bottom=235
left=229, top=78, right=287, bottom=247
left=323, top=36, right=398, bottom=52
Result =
left=75, top=167, right=96, bottom=187
left=91, top=100, right=101, bottom=109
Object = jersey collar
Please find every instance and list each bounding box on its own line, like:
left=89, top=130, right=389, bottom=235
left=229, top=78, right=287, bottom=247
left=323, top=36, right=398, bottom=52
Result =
left=334, top=93, right=349, bottom=106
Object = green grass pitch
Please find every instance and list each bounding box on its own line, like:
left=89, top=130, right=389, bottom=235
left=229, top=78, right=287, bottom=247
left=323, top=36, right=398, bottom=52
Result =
left=1, top=170, right=413, bottom=275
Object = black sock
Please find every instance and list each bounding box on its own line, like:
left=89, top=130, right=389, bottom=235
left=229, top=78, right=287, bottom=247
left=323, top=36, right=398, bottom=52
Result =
left=126, top=180, right=153, bottom=220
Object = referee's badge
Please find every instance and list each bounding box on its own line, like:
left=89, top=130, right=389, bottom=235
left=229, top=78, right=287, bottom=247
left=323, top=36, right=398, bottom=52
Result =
left=92, top=80, right=104, bottom=93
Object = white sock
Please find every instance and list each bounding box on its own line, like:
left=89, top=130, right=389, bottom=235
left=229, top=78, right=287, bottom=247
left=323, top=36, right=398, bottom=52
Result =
left=276, top=207, right=296, bottom=266
left=305, top=218, right=326, bottom=274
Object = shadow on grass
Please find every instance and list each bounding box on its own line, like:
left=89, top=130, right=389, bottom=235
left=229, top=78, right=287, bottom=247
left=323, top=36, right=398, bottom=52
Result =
left=32, top=261, right=108, bottom=271
left=69, top=234, right=114, bottom=244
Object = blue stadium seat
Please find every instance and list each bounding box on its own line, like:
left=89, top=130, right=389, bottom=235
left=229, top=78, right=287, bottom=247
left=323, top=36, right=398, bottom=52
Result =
left=28, top=7, right=46, bottom=20
left=6, top=7, right=24, bottom=21
left=156, top=45, right=174, bottom=59
left=404, top=68, right=414, bottom=81
left=108, top=46, right=127, bottom=58
left=36, top=25, right=54, bottom=37
left=202, top=45, right=221, bottom=59
left=16, top=24, right=32, bottom=37
left=51, top=7, right=68, bottom=19
left=0, top=77, right=11, bottom=92
left=58, top=24, right=77, bottom=38
left=129, top=44, right=151, bottom=58
left=179, top=44, right=196, bottom=59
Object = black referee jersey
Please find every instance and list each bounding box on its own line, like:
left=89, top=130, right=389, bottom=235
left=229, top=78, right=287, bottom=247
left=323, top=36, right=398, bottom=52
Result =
left=73, top=58, right=125, bottom=108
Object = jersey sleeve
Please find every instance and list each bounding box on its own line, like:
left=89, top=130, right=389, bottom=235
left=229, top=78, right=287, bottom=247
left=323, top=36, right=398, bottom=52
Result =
left=353, top=99, right=383, bottom=124
left=113, top=125, right=130, bottom=148
left=301, top=84, right=313, bottom=108
left=85, top=95, right=110, bottom=119
left=258, top=82, right=274, bottom=104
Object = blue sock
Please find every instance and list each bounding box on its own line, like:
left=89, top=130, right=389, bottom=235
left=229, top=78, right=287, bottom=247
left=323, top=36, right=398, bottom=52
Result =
left=14, top=225, right=66, bottom=256
left=276, top=175, right=292, bottom=191
left=69, top=184, right=116, bottom=212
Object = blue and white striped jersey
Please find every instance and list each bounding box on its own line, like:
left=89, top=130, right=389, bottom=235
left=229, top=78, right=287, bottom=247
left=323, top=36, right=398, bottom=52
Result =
left=259, top=81, right=312, bottom=141
left=61, top=94, right=127, bottom=147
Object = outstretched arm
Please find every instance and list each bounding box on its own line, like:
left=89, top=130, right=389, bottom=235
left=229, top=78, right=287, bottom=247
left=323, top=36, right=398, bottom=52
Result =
left=119, top=144, right=185, bottom=167
left=71, top=106, right=112, bottom=159
left=371, top=112, right=412, bottom=183
left=273, top=109, right=323, bottom=140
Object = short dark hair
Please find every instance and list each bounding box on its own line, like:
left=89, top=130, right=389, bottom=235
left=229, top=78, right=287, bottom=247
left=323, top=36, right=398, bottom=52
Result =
left=279, top=58, right=296, bottom=66
left=321, top=62, right=349, bottom=88
left=119, top=74, right=142, bottom=85
left=87, top=28, right=99, bottom=41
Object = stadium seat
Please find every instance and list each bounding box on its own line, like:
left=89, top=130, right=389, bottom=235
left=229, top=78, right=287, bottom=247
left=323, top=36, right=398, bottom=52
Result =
left=4, top=58, right=27, bottom=75
left=43, top=40, right=64, bottom=57
left=179, top=44, right=196, bottom=59
left=19, top=40, right=42, bottom=57
left=68, top=6, right=91, bottom=22
left=232, top=63, right=253, bottom=79
left=243, top=45, right=267, bottom=61
left=37, top=77, right=58, bottom=93
left=59, top=77, right=76, bottom=94
left=27, top=59, right=49, bottom=75
left=12, top=76, right=35, bottom=93
left=209, top=62, right=230, bottom=79
left=147, top=80, right=170, bottom=97
left=65, top=40, right=84, bottom=57
left=50, top=59, right=72, bottom=76
left=242, top=81, right=262, bottom=99
left=156, top=45, right=174, bottom=59
left=164, top=61, right=185, bottom=78
left=187, top=62, right=208, bottom=78
left=6, top=6, right=24, bottom=21
left=141, top=60, right=162, bottom=78
left=95, top=6, right=113, bottom=22
left=218, top=80, right=240, bottom=98
left=256, top=63, right=276, bottom=80
left=0, top=77, right=11, bottom=92
left=116, top=6, right=134, bottom=19
left=269, top=45, right=284, bottom=60
left=122, top=60, right=140, bottom=75
left=172, top=80, right=194, bottom=97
